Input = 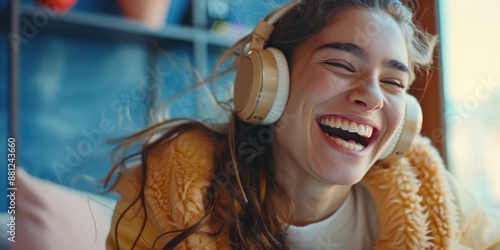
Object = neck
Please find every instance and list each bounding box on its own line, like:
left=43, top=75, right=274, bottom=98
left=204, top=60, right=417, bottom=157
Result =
left=274, top=155, right=352, bottom=226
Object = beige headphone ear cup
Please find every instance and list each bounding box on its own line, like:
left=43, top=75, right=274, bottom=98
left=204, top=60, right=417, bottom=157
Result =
left=262, top=48, right=290, bottom=125
left=378, top=94, right=423, bottom=164
left=233, top=47, right=289, bottom=125
left=380, top=117, right=405, bottom=160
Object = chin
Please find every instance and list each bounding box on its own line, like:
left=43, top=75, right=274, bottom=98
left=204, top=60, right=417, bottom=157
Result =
left=334, top=174, right=366, bottom=186
left=315, top=162, right=370, bottom=186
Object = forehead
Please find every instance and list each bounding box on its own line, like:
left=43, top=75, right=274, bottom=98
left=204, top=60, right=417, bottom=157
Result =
left=302, top=8, right=408, bottom=64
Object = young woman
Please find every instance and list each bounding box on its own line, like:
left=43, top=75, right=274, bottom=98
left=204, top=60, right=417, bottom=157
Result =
left=106, top=0, right=500, bottom=249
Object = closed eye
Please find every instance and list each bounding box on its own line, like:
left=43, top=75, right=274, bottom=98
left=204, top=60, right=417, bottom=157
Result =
left=325, top=61, right=355, bottom=73
left=381, top=80, right=406, bottom=89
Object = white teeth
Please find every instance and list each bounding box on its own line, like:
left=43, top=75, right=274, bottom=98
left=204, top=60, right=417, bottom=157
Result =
left=319, top=117, right=374, bottom=139
left=348, top=122, right=358, bottom=133
left=341, top=121, right=349, bottom=130
left=358, top=124, right=366, bottom=136
left=365, top=126, right=373, bottom=138
left=328, top=135, right=365, bottom=151
left=334, top=119, right=342, bottom=128
left=334, top=137, right=343, bottom=145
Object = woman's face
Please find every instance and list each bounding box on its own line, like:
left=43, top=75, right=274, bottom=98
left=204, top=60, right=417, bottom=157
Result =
left=272, top=8, right=410, bottom=186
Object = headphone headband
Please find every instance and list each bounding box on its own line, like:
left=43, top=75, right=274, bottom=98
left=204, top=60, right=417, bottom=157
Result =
left=265, top=0, right=299, bottom=25
left=248, top=1, right=298, bottom=50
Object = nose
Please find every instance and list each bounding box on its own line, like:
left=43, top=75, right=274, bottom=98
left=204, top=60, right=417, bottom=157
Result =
left=348, top=77, right=384, bottom=112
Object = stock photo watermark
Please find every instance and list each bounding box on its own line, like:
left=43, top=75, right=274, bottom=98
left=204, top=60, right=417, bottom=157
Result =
left=7, top=4, right=62, bottom=54
left=6, top=138, right=17, bottom=243
left=432, top=74, right=499, bottom=143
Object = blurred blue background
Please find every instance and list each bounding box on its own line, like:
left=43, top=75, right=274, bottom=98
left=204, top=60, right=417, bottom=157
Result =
left=0, top=0, right=285, bottom=212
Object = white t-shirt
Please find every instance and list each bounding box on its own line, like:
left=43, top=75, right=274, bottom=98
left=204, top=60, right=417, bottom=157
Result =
left=286, top=184, right=378, bottom=249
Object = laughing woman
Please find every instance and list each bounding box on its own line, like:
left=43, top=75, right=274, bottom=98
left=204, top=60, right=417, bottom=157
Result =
left=106, top=0, right=500, bottom=249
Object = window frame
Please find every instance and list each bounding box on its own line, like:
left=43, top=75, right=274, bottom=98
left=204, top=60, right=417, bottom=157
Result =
left=408, top=0, right=447, bottom=164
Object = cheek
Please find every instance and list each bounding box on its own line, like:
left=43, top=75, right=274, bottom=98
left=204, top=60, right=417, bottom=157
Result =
left=288, top=68, right=334, bottom=106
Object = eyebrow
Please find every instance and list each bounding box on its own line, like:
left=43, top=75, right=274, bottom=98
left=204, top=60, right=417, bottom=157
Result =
left=318, top=42, right=367, bottom=59
left=385, top=59, right=410, bottom=75
left=317, top=42, right=410, bottom=76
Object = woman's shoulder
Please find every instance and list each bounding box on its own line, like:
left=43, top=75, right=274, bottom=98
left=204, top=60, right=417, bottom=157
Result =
left=146, top=130, right=216, bottom=161
left=112, top=129, right=218, bottom=194
left=107, top=128, right=225, bottom=249
left=142, top=128, right=220, bottom=230
left=389, top=135, right=500, bottom=248
left=145, top=128, right=219, bottom=190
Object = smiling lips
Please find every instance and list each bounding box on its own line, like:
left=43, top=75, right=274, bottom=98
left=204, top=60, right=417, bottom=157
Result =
left=318, top=116, right=376, bottom=152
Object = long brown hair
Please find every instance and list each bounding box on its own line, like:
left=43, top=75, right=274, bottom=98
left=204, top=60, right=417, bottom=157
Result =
left=106, top=0, right=437, bottom=249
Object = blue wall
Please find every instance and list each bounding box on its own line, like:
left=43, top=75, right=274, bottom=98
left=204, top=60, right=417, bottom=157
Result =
left=0, top=0, right=285, bottom=212
left=0, top=0, right=184, bottom=207
left=18, top=35, right=150, bottom=190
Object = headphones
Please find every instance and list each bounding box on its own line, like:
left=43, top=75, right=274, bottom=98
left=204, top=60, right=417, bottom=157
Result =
left=232, top=1, right=422, bottom=164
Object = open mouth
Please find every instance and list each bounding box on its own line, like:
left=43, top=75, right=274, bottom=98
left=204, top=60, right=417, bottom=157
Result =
left=318, top=116, right=377, bottom=152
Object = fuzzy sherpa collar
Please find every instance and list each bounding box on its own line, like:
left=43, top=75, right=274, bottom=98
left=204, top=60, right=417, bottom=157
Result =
left=362, top=136, right=458, bottom=249
left=143, top=131, right=458, bottom=249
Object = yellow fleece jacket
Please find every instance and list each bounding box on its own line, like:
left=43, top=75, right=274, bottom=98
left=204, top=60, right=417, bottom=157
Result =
left=106, top=130, right=500, bottom=249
